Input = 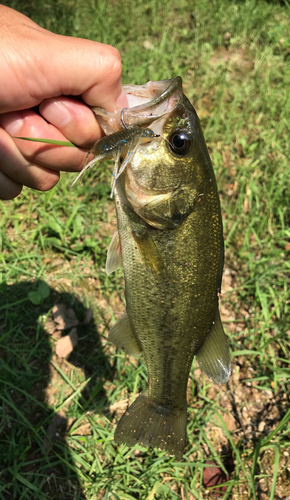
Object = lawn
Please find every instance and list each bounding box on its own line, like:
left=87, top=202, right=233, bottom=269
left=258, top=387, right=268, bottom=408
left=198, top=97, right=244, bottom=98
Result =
left=0, top=0, right=290, bottom=498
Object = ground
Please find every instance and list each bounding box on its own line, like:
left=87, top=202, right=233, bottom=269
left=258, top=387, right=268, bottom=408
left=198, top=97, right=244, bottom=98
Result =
left=0, top=0, right=290, bottom=498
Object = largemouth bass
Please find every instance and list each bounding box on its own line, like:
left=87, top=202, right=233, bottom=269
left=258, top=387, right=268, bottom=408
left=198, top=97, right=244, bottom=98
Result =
left=95, top=77, right=231, bottom=459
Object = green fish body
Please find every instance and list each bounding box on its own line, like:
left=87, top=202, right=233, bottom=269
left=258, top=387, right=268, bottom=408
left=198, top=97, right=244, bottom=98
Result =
left=105, top=78, right=231, bottom=458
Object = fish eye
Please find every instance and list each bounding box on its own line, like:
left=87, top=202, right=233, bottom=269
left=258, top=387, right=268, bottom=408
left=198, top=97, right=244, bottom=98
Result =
left=168, top=131, right=191, bottom=156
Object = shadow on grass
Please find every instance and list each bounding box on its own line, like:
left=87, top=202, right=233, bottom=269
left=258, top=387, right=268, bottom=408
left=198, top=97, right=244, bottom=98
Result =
left=0, top=280, right=114, bottom=500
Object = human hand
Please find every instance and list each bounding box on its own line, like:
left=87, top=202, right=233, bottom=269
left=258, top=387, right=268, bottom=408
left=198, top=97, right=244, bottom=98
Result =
left=0, top=5, right=128, bottom=200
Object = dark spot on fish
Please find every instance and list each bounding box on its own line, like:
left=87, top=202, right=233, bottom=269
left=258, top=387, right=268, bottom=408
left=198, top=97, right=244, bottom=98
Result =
left=171, top=212, right=186, bottom=225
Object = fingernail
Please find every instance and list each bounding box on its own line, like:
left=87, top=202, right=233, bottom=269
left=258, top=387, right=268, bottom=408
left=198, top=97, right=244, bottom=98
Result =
left=42, top=100, right=72, bottom=127
left=116, top=89, right=129, bottom=109
left=0, top=112, right=24, bottom=136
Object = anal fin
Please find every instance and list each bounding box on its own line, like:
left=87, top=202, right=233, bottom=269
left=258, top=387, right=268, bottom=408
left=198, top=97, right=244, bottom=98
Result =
left=109, top=310, right=142, bottom=357
left=196, top=309, right=231, bottom=384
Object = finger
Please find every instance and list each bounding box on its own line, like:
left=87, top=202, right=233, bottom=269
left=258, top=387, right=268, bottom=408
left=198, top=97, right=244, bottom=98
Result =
left=55, top=39, right=124, bottom=112
left=0, top=126, right=60, bottom=191
left=0, top=170, right=22, bottom=200
left=0, top=110, right=90, bottom=172
left=39, top=97, right=103, bottom=147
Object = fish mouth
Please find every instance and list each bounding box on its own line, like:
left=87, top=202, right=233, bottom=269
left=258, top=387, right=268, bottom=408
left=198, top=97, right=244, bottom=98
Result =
left=122, top=77, right=183, bottom=133
left=92, top=77, right=183, bottom=136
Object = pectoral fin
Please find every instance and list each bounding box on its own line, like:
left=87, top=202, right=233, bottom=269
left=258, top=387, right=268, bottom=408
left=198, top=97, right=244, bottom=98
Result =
left=196, top=309, right=231, bottom=384
left=123, top=203, right=167, bottom=277
left=106, top=231, right=123, bottom=275
left=109, top=310, right=142, bottom=357
left=132, top=228, right=167, bottom=277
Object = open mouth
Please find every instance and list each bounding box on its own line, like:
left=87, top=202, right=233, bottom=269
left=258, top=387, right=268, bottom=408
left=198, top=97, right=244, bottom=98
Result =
left=91, top=77, right=183, bottom=137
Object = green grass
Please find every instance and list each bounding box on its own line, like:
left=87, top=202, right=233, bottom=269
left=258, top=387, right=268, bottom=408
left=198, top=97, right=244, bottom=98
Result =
left=1, top=0, right=290, bottom=498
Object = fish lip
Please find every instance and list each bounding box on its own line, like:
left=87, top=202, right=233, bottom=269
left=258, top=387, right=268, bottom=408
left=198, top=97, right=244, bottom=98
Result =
left=121, top=77, right=183, bottom=128
left=123, top=77, right=182, bottom=99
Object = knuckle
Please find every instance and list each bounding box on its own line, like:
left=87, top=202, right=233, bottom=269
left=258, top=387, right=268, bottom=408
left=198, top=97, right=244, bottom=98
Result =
left=35, top=170, right=60, bottom=191
left=104, top=46, right=122, bottom=81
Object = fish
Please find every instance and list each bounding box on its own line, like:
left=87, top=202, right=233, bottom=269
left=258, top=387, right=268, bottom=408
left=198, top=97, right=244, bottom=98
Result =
left=95, top=77, right=232, bottom=459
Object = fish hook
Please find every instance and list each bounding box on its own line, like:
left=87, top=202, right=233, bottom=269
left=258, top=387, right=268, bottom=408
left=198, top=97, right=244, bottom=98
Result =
left=121, top=108, right=129, bottom=130
left=121, top=108, right=160, bottom=138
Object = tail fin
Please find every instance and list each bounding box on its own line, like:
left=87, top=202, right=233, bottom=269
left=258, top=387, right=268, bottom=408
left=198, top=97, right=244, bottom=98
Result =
left=114, top=393, right=187, bottom=459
